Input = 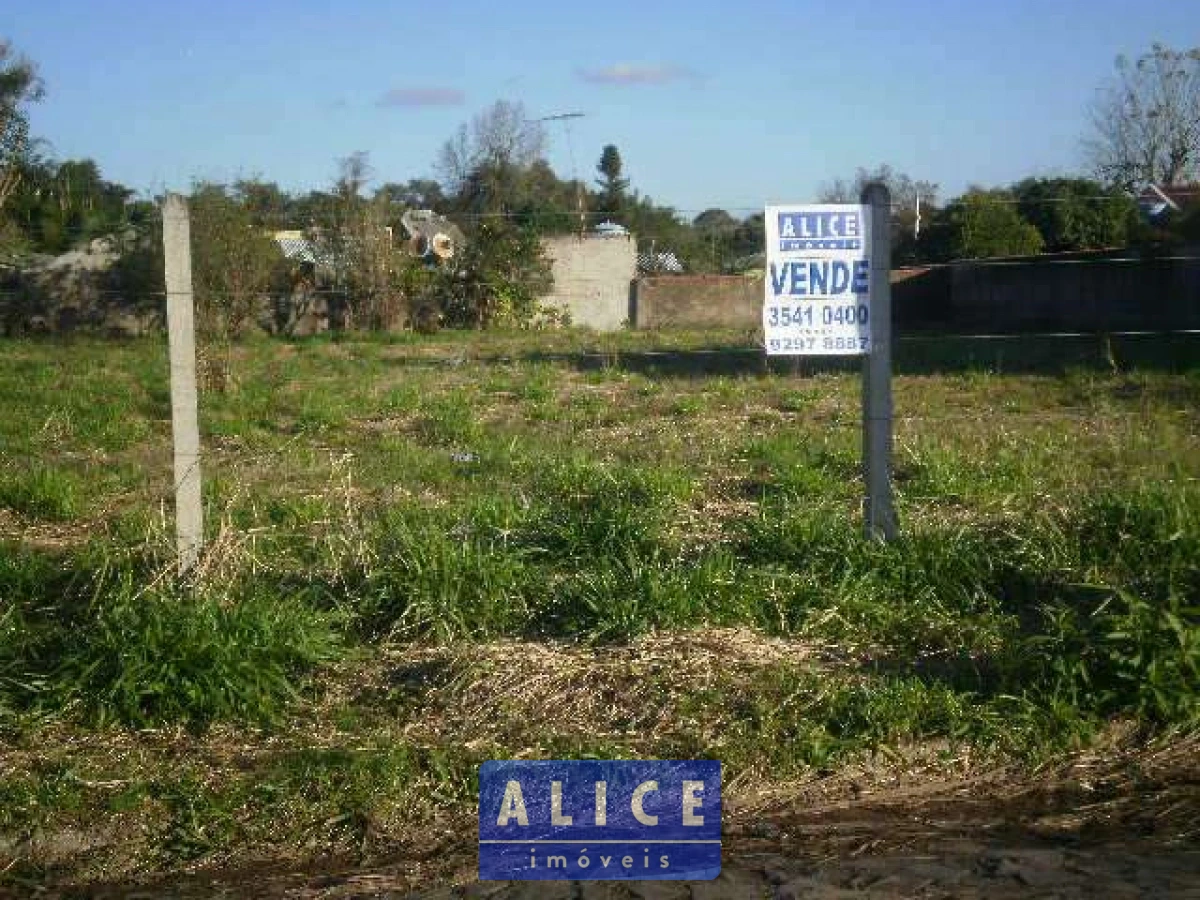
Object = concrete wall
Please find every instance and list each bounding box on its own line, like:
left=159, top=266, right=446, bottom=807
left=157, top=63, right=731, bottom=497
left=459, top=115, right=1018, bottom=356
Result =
left=632, top=275, right=763, bottom=329
left=541, top=235, right=636, bottom=330
left=897, top=252, right=1200, bottom=333
left=632, top=253, right=1200, bottom=334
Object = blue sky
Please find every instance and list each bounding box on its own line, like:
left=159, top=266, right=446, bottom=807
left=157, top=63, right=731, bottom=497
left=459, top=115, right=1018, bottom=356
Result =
left=7, top=0, right=1198, bottom=215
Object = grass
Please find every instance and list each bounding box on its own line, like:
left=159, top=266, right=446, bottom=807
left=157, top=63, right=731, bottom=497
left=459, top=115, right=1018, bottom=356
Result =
left=0, top=548, right=342, bottom=729
left=0, top=328, right=1197, bottom=887
left=0, top=466, right=82, bottom=521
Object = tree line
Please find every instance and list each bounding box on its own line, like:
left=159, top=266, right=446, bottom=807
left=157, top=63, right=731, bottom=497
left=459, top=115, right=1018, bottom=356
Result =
left=2, top=38, right=1198, bottom=333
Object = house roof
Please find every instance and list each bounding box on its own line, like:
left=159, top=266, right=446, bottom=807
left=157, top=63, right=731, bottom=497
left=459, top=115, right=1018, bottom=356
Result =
left=637, top=250, right=684, bottom=274
left=272, top=230, right=340, bottom=269
left=594, top=220, right=629, bottom=237
left=273, top=231, right=318, bottom=264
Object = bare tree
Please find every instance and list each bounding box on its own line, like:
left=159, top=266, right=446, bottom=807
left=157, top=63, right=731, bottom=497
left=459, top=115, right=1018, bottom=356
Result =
left=1087, top=44, right=1200, bottom=190
left=435, top=100, right=545, bottom=195
left=818, top=164, right=938, bottom=211
left=335, top=150, right=374, bottom=202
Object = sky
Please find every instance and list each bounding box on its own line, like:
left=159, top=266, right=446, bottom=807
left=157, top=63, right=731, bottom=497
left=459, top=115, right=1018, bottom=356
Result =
left=6, top=0, right=1198, bottom=217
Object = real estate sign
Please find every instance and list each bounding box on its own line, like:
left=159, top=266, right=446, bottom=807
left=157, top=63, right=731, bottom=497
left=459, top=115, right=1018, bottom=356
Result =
left=763, top=205, right=873, bottom=355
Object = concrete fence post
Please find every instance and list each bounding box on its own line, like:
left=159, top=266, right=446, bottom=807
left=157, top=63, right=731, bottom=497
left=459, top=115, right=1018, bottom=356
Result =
left=162, top=194, right=204, bottom=574
left=860, top=183, right=898, bottom=541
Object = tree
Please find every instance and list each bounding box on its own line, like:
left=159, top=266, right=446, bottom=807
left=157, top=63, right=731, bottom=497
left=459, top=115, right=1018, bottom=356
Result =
left=691, top=209, right=741, bottom=272
left=4, top=155, right=135, bottom=253
left=335, top=151, right=373, bottom=202
left=1013, top=177, right=1136, bottom=251
left=922, top=188, right=1044, bottom=261
left=595, top=144, right=629, bottom=215
left=188, top=182, right=284, bottom=338
left=425, top=220, right=552, bottom=328
left=819, top=164, right=938, bottom=262
left=436, top=100, right=545, bottom=209
left=730, top=212, right=765, bottom=259
left=1087, top=44, right=1200, bottom=190
left=424, top=103, right=556, bottom=326
left=233, top=178, right=289, bottom=229
left=374, top=178, right=446, bottom=211
left=819, top=164, right=938, bottom=212
left=692, top=208, right=738, bottom=235
left=0, top=39, right=44, bottom=219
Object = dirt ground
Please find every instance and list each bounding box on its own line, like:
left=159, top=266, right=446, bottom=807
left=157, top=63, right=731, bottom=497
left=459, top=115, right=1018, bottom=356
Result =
left=61, top=735, right=1199, bottom=900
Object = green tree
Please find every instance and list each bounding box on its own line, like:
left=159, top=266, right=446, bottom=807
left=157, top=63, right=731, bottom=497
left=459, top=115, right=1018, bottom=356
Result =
left=1013, top=177, right=1136, bottom=251
left=374, top=179, right=446, bottom=211
left=923, top=189, right=1045, bottom=261
left=595, top=144, right=629, bottom=215
left=623, top=193, right=699, bottom=270
left=189, top=182, right=284, bottom=338
left=4, top=155, right=136, bottom=253
left=424, top=104, right=556, bottom=327
left=0, top=39, right=43, bottom=219
left=692, top=209, right=741, bottom=271
left=425, top=220, right=552, bottom=328
left=233, top=178, right=289, bottom=229
left=1088, top=44, right=1200, bottom=190
left=509, top=160, right=581, bottom=233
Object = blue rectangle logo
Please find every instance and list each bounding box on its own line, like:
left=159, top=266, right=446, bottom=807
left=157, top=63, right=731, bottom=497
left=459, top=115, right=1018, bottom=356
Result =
left=777, top=210, right=863, bottom=251
left=479, top=760, right=721, bottom=881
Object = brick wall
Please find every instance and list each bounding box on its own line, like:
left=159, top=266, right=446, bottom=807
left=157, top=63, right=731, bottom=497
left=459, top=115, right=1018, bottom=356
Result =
left=632, top=275, right=763, bottom=329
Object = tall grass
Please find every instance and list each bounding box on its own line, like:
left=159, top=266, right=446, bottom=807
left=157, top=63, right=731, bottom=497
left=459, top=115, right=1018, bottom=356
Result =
left=0, top=467, right=82, bottom=521
left=0, top=546, right=341, bottom=729
left=0, top=466, right=1195, bottom=740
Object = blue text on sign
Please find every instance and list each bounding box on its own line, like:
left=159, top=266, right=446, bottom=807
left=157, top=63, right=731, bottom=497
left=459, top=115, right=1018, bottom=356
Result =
left=769, top=260, right=869, bottom=297
left=778, top=211, right=862, bottom=250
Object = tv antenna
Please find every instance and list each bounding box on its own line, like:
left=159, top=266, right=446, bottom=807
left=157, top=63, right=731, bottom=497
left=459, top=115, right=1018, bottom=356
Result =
left=535, top=112, right=588, bottom=235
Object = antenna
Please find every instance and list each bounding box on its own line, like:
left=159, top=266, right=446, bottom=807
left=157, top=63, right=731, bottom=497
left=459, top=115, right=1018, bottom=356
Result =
left=535, top=112, right=588, bottom=235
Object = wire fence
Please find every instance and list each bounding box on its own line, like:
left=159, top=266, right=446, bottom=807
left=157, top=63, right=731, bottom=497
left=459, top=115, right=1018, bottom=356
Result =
left=3, top=192, right=1199, bottom=560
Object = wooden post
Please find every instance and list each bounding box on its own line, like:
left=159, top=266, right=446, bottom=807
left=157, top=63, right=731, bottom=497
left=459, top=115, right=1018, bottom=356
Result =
left=860, top=183, right=897, bottom=541
left=162, top=194, right=204, bottom=574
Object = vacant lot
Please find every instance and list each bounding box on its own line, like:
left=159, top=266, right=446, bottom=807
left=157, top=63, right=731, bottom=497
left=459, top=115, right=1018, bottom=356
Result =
left=0, top=328, right=1197, bottom=896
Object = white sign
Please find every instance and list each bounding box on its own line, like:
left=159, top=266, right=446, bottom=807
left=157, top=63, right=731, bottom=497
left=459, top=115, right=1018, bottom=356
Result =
left=763, top=204, right=873, bottom=356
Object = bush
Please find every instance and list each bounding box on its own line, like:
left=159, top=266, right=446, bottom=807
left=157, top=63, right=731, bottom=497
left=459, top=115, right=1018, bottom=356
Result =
left=423, top=220, right=553, bottom=328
